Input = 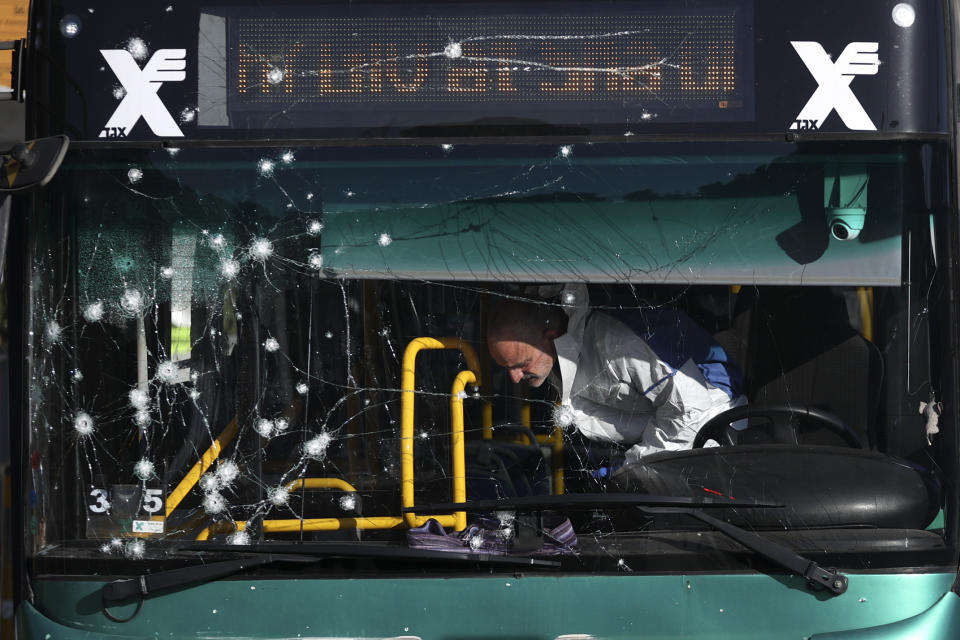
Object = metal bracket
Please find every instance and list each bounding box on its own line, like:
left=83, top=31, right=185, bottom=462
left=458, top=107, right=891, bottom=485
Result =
left=802, top=563, right=849, bottom=595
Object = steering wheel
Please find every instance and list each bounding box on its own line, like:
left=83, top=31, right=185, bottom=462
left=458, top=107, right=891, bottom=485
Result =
left=692, top=404, right=865, bottom=449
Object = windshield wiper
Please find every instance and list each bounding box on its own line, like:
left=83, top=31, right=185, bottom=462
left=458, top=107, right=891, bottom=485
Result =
left=102, top=553, right=313, bottom=604
left=102, top=542, right=559, bottom=614
left=413, top=495, right=847, bottom=596
left=177, top=540, right=560, bottom=568
left=641, top=506, right=847, bottom=596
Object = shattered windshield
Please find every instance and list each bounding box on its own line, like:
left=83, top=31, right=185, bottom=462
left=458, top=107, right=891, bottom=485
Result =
left=24, top=141, right=955, bottom=572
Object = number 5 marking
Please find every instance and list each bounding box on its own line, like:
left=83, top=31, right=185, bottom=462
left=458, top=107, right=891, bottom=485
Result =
left=142, top=488, right=163, bottom=514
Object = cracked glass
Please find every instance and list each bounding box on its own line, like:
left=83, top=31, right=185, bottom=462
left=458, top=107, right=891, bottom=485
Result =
left=22, top=0, right=956, bottom=576
left=24, top=140, right=955, bottom=573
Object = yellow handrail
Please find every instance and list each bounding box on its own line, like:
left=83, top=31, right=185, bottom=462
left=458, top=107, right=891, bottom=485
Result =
left=196, top=336, right=479, bottom=541
left=166, top=416, right=239, bottom=518
left=195, top=516, right=406, bottom=541
left=195, top=477, right=385, bottom=540
left=401, top=337, right=476, bottom=528
left=285, top=477, right=358, bottom=493
left=447, top=371, right=471, bottom=530
left=543, top=427, right=565, bottom=494
left=402, top=337, right=482, bottom=385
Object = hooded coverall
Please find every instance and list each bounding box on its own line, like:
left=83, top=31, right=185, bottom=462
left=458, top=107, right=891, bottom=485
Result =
left=552, top=285, right=745, bottom=462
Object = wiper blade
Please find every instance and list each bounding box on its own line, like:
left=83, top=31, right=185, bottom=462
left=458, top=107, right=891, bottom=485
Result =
left=410, top=493, right=782, bottom=512
left=179, top=541, right=559, bottom=567
left=103, top=542, right=559, bottom=607
left=411, top=495, right=847, bottom=596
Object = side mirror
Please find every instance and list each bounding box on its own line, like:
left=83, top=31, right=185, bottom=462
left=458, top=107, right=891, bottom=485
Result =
left=0, top=135, right=69, bottom=193
left=0, top=135, right=70, bottom=282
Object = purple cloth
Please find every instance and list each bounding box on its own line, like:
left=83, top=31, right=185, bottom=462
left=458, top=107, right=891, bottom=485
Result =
left=407, top=515, right=577, bottom=556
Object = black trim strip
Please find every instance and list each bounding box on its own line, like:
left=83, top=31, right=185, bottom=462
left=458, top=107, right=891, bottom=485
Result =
left=61, top=132, right=953, bottom=151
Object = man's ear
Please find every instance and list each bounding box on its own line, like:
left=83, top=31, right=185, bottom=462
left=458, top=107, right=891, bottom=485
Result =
left=544, top=327, right=561, bottom=341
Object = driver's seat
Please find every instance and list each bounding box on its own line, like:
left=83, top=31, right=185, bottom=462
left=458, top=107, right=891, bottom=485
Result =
left=740, top=288, right=883, bottom=448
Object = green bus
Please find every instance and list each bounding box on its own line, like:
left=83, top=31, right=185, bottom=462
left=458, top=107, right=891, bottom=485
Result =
left=9, top=0, right=960, bottom=637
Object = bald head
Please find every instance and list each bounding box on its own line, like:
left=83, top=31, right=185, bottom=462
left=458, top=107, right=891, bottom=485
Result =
left=487, top=298, right=567, bottom=341
left=486, top=297, right=567, bottom=387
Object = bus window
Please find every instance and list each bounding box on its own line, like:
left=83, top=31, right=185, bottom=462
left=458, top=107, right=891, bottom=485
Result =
left=23, top=142, right=947, bottom=546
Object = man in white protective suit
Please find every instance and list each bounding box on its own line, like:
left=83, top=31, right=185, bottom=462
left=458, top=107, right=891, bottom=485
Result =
left=487, top=284, right=746, bottom=463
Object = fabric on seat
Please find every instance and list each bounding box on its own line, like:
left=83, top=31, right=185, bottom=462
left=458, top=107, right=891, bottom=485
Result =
left=408, top=515, right=577, bottom=555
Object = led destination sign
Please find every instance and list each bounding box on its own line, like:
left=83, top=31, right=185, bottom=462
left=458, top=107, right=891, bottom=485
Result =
left=54, top=0, right=949, bottom=140
left=218, top=4, right=753, bottom=129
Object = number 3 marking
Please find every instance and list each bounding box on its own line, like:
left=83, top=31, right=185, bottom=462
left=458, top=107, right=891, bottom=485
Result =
left=88, top=488, right=111, bottom=513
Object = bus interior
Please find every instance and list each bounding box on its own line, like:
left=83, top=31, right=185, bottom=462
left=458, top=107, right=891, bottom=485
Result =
left=24, top=140, right=957, bottom=576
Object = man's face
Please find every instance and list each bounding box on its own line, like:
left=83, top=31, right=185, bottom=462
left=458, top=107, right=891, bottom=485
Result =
left=488, top=330, right=557, bottom=388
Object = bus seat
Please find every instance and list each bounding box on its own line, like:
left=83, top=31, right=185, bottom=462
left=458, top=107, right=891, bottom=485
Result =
left=740, top=288, right=883, bottom=448
left=751, top=331, right=883, bottom=448
left=711, top=306, right=751, bottom=375
left=465, top=424, right=551, bottom=499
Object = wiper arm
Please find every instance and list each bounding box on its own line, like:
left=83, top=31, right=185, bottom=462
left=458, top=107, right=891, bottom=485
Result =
left=642, top=506, right=848, bottom=596
left=102, top=553, right=313, bottom=604
left=413, top=495, right=847, bottom=596
left=103, top=542, right=559, bottom=613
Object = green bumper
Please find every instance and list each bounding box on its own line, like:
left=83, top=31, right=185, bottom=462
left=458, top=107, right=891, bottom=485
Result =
left=17, top=572, right=960, bottom=639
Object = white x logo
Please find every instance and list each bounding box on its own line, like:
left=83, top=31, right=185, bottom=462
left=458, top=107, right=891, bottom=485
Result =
left=790, top=41, right=879, bottom=131
left=100, top=49, right=187, bottom=138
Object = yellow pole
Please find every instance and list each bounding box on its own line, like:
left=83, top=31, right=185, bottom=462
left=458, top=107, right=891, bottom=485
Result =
left=532, top=429, right=565, bottom=494
left=857, top=287, right=873, bottom=342
left=166, top=417, right=239, bottom=518
left=482, top=402, right=493, bottom=439
left=401, top=337, right=477, bottom=529
left=449, top=371, right=472, bottom=531
left=400, top=340, right=424, bottom=527
left=549, top=427, right=564, bottom=494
